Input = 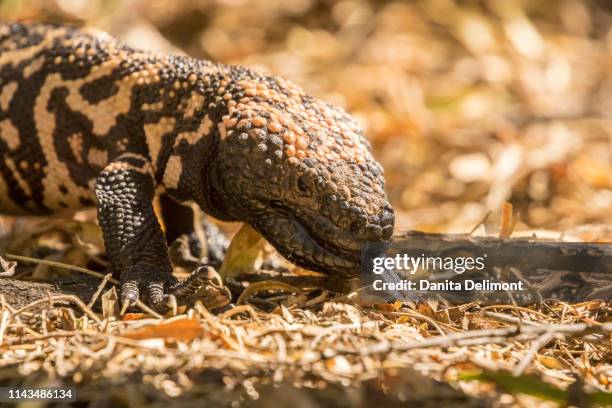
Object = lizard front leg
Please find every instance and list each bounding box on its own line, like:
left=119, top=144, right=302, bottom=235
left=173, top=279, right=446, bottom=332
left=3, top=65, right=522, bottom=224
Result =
left=94, top=153, right=176, bottom=311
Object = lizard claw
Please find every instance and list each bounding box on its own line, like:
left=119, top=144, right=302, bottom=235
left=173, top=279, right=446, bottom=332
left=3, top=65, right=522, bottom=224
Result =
left=119, top=267, right=229, bottom=314
left=119, top=271, right=178, bottom=315
left=149, top=294, right=178, bottom=315
left=120, top=281, right=140, bottom=314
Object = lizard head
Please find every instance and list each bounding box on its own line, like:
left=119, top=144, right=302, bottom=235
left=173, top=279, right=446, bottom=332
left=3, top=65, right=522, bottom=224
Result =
left=210, top=69, right=394, bottom=276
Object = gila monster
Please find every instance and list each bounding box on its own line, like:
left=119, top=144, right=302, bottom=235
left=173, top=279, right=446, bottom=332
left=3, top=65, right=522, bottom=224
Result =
left=0, top=22, right=394, bottom=311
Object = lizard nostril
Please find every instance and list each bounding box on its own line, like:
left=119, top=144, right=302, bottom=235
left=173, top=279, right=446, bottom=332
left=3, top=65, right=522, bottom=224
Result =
left=349, top=214, right=369, bottom=236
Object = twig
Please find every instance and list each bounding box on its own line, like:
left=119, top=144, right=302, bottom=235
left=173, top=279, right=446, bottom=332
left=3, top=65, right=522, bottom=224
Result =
left=87, top=273, right=113, bottom=309
left=482, top=304, right=549, bottom=320
left=390, top=322, right=610, bottom=352
left=483, top=310, right=542, bottom=327
left=10, top=295, right=102, bottom=325
left=380, top=310, right=454, bottom=335
left=310, top=321, right=379, bottom=349
left=513, top=331, right=557, bottom=376
left=236, top=280, right=302, bottom=305
left=0, top=309, right=10, bottom=344
left=4, top=253, right=162, bottom=319
left=2, top=330, right=79, bottom=346
left=4, top=253, right=108, bottom=281
left=220, top=304, right=261, bottom=323
left=469, top=210, right=491, bottom=235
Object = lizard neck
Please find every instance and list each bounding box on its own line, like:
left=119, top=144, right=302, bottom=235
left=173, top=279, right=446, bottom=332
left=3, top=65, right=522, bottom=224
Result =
left=161, top=147, right=237, bottom=222
left=151, top=64, right=238, bottom=221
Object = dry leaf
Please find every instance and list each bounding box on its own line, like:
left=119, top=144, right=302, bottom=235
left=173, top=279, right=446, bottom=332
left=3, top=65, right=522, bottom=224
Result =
left=499, top=202, right=517, bottom=238
left=219, top=223, right=266, bottom=278
left=417, top=301, right=436, bottom=317
left=59, top=308, right=76, bottom=331
left=372, top=303, right=397, bottom=312
left=0, top=255, right=16, bottom=276
left=537, top=355, right=565, bottom=370
left=122, top=313, right=146, bottom=321
left=397, top=315, right=412, bottom=324
left=101, top=286, right=119, bottom=319
left=123, top=318, right=203, bottom=342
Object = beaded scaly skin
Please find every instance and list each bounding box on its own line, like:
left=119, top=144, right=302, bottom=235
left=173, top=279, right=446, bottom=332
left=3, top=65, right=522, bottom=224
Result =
left=0, top=22, right=394, bottom=311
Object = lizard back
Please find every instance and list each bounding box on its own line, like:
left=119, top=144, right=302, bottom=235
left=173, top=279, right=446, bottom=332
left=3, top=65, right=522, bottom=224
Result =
left=0, top=22, right=222, bottom=214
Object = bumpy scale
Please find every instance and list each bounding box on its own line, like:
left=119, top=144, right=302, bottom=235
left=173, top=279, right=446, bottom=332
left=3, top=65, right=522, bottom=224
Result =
left=0, top=22, right=394, bottom=311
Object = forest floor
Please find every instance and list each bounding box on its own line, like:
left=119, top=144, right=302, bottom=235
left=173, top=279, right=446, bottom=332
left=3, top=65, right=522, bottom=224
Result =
left=1, top=0, right=611, bottom=406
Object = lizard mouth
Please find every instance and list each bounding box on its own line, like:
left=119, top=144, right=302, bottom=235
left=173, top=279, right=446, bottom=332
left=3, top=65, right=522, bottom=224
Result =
left=252, top=207, right=362, bottom=276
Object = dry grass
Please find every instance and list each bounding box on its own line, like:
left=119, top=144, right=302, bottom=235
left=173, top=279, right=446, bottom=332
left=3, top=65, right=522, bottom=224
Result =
left=0, top=284, right=610, bottom=405
left=0, top=243, right=610, bottom=405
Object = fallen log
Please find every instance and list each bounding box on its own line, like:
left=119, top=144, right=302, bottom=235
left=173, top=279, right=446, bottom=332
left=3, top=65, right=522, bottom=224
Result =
left=0, top=277, right=99, bottom=309
left=361, top=231, right=612, bottom=304
left=1, top=231, right=610, bottom=308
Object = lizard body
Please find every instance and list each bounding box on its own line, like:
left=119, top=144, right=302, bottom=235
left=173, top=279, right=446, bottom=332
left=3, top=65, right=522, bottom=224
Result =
left=0, top=22, right=394, bottom=310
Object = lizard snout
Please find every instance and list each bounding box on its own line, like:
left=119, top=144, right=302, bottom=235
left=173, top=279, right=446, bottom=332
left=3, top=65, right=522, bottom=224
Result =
left=379, top=205, right=395, bottom=240
left=351, top=204, right=395, bottom=242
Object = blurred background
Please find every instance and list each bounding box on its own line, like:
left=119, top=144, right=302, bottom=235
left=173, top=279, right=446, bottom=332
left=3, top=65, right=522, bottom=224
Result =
left=1, top=0, right=611, bottom=236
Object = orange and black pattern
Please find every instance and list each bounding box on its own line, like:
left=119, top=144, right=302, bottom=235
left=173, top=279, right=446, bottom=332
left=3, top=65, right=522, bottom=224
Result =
left=0, top=22, right=394, bottom=310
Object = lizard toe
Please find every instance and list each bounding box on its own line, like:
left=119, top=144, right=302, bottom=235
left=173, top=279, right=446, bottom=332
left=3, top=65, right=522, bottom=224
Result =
left=149, top=293, right=178, bottom=315
left=120, top=280, right=140, bottom=314
left=142, top=278, right=175, bottom=314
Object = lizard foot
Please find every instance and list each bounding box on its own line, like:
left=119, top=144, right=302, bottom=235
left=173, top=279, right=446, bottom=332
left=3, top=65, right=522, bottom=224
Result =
left=169, top=265, right=232, bottom=310
left=120, top=268, right=178, bottom=314
left=119, top=266, right=231, bottom=314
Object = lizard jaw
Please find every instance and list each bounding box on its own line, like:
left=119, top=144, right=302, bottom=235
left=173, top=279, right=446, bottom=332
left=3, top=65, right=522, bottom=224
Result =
left=253, top=213, right=361, bottom=276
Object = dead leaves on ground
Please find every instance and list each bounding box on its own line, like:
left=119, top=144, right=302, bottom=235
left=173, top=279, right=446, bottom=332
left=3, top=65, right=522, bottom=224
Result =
left=219, top=224, right=266, bottom=278
left=123, top=318, right=203, bottom=343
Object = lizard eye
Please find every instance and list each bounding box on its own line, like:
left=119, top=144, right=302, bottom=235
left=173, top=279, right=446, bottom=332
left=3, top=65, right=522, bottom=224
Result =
left=270, top=200, right=284, bottom=210
left=297, top=176, right=311, bottom=195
